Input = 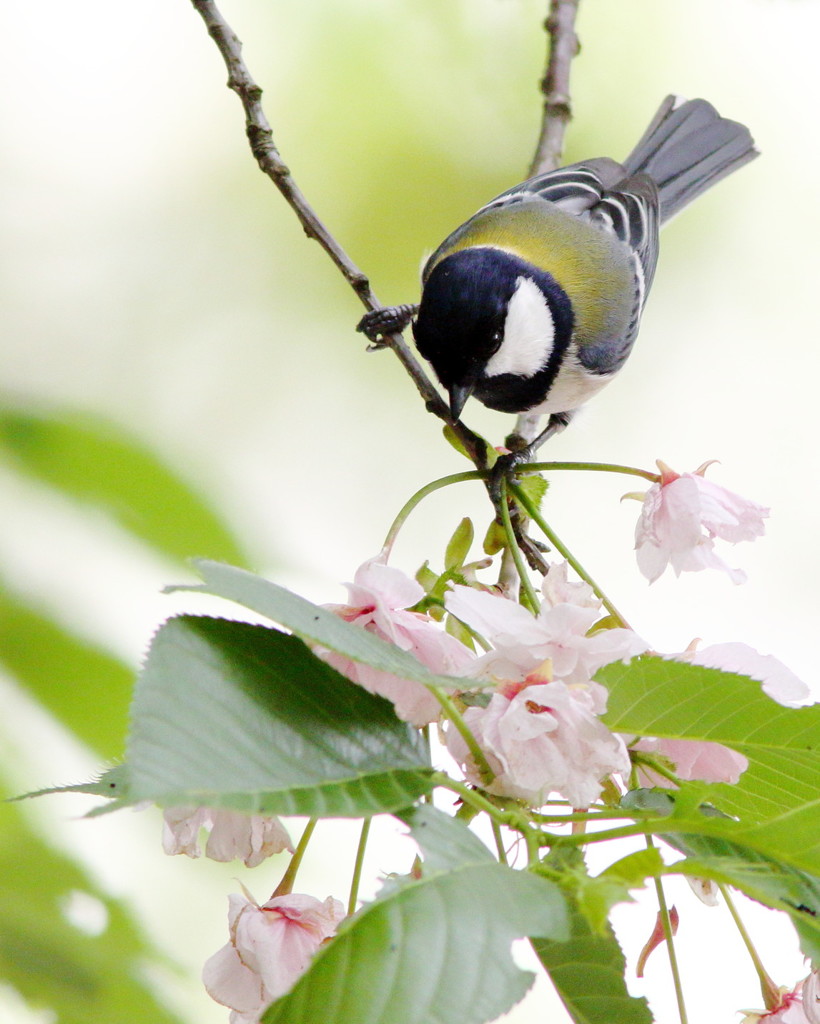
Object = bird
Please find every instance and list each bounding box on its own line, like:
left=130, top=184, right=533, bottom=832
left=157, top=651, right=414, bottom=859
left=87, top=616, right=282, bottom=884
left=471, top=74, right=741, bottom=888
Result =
left=358, top=96, right=757, bottom=450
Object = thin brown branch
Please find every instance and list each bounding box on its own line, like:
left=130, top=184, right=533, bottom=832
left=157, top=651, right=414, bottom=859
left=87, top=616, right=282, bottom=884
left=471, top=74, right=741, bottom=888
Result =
left=529, top=0, right=581, bottom=177
left=514, top=0, right=581, bottom=455
left=188, top=0, right=488, bottom=467
left=191, top=0, right=369, bottom=302
left=501, top=0, right=582, bottom=592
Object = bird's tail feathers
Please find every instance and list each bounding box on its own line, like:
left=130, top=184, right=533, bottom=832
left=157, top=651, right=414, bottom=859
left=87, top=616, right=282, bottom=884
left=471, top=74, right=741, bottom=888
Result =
left=622, top=95, right=758, bottom=222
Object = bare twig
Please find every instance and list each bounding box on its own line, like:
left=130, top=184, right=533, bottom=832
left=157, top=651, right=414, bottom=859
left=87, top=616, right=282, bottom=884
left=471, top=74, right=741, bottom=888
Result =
left=188, top=0, right=488, bottom=467
left=513, top=1, right=582, bottom=457
left=529, top=0, right=581, bottom=178
left=499, top=1, right=582, bottom=593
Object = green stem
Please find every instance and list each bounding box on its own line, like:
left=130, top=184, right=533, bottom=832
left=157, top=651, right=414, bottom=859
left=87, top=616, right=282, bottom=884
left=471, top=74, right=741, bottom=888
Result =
left=273, top=817, right=318, bottom=897
left=433, top=773, right=521, bottom=827
left=381, top=460, right=656, bottom=556
left=550, top=821, right=658, bottom=847
left=509, top=481, right=631, bottom=628
left=433, top=773, right=544, bottom=855
left=429, top=686, right=495, bottom=788
left=499, top=477, right=541, bottom=613
left=524, top=827, right=543, bottom=868
left=519, top=460, right=658, bottom=483
left=491, top=819, right=508, bottom=865
left=531, top=807, right=653, bottom=824
left=382, top=470, right=484, bottom=554
left=631, top=752, right=684, bottom=788
left=648, top=837, right=688, bottom=1024
left=348, top=818, right=372, bottom=915
left=720, top=884, right=781, bottom=1009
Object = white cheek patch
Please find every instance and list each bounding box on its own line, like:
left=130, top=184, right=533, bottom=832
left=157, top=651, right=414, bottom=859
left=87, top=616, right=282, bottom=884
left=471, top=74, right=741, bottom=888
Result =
left=484, top=276, right=555, bottom=378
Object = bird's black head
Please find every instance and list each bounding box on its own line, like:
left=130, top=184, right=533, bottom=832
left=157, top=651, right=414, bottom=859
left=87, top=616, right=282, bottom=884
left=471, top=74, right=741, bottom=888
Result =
left=412, top=247, right=573, bottom=419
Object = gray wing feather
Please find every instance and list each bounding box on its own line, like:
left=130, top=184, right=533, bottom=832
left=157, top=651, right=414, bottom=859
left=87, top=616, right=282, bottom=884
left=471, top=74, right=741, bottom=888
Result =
left=481, top=161, right=660, bottom=302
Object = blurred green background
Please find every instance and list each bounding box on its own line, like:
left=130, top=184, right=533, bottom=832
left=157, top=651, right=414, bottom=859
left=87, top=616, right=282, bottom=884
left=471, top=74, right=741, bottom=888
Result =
left=1, top=0, right=818, bottom=1021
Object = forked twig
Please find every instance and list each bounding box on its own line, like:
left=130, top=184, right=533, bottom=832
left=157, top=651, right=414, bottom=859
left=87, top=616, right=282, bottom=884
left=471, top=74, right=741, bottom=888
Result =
left=188, top=0, right=584, bottom=528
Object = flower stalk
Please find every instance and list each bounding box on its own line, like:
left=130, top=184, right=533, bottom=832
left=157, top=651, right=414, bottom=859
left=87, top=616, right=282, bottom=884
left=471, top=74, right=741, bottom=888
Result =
left=647, top=838, right=689, bottom=1024
left=273, top=818, right=318, bottom=897
left=720, top=884, right=781, bottom=1010
left=348, top=818, right=372, bottom=916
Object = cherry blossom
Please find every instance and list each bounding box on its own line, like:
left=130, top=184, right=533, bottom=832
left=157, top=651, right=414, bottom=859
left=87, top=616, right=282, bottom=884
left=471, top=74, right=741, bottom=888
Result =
left=630, top=460, right=769, bottom=584
left=444, top=571, right=646, bottom=687
left=162, top=807, right=292, bottom=868
left=625, top=640, right=811, bottom=787
left=443, top=566, right=642, bottom=806
left=321, top=555, right=475, bottom=725
left=446, top=664, right=631, bottom=807
left=203, top=890, right=345, bottom=1023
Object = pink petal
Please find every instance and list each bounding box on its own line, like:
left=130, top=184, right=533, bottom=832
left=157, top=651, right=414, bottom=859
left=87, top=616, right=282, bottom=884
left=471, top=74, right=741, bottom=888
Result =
left=205, top=811, right=293, bottom=867
left=202, top=942, right=265, bottom=1014
left=803, top=970, right=820, bottom=1024
left=445, top=585, right=546, bottom=647
left=692, top=476, right=769, bottom=542
left=540, top=562, right=599, bottom=609
left=685, top=642, right=812, bottom=707
left=162, top=806, right=210, bottom=857
left=634, top=737, right=748, bottom=785
left=448, top=682, right=629, bottom=807
left=634, top=470, right=767, bottom=584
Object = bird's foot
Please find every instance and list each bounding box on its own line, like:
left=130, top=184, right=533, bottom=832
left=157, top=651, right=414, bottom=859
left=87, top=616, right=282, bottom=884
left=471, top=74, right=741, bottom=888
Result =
left=356, top=304, right=419, bottom=349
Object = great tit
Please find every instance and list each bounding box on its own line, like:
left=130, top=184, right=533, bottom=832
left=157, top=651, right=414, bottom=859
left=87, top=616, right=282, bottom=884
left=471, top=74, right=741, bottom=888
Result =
left=359, top=96, right=757, bottom=432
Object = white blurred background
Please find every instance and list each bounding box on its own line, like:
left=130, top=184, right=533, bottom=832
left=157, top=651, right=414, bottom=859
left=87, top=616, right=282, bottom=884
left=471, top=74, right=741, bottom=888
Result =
left=1, top=0, right=818, bottom=1021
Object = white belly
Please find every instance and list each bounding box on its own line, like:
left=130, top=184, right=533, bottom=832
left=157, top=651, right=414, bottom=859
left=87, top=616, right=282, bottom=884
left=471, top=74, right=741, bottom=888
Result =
left=526, top=352, right=616, bottom=415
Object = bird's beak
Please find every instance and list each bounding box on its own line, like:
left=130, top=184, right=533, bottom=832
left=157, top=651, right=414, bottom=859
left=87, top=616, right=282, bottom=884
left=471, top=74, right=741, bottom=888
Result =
left=448, top=382, right=474, bottom=422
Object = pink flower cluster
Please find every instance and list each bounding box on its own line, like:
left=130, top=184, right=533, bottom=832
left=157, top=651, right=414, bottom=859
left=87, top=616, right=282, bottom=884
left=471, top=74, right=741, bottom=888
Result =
left=195, top=512, right=809, bottom=1021
left=320, top=554, right=803, bottom=807
left=443, top=565, right=646, bottom=807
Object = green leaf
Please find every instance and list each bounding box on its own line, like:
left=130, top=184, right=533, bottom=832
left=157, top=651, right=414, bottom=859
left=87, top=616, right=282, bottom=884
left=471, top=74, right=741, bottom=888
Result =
left=515, top=471, right=548, bottom=513
left=576, top=849, right=664, bottom=933
left=600, top=656, right=820, bottom=830
left=442, top=425, right=492, bottom=467
left=0, top=579, right=132, bottom=759
left=181, top=559, right=472, bottom=690
left=0, top=406, right=247, bottom=566
left=445, top=517, right=474, bottom=570
left=0, top=799, right=184, bottom=1024
left=660, top=832, right=820, bottom=962
left=264, top=862, right=568, bottom=1024
left=483, top=519, right=505, bottom=556
left=415, top=560, right=438, bottom=594
left=531, top=888, right=653, bottom=1024
left=399, top=804, right=495, bottom=870
left=14, top=765, right=132, bottom=810
left=615, top=790, right=820, bottom=959
left=125, top=615, right=434, bottom=816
